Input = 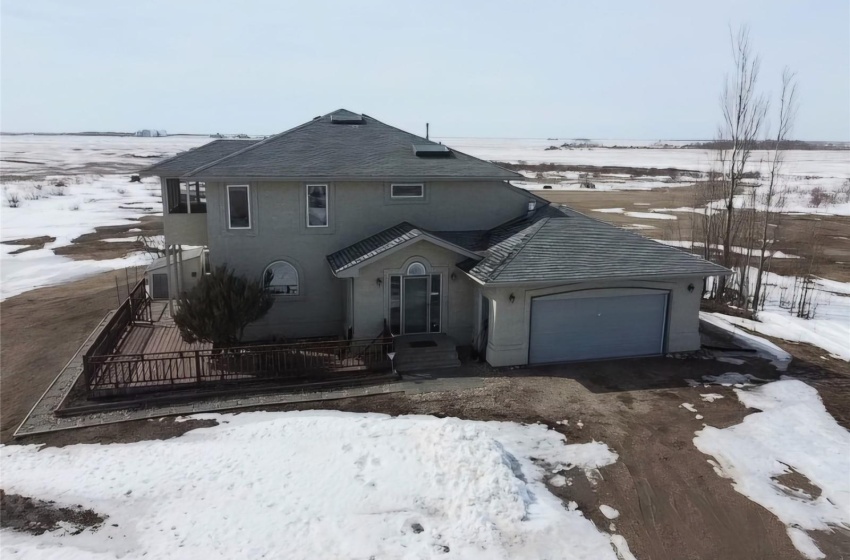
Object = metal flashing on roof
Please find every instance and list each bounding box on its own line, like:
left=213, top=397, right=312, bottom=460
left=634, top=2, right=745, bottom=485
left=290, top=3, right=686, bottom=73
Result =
left=330, top=113, right=364, bottom=124
left=412, top=143, right=452, bottom=157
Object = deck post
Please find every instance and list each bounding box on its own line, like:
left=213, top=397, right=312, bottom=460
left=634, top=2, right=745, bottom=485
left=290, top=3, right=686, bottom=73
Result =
left=165, top=244, right=175, bottom=317
left=176, top=245, right=184, bottom=297
left=195, top=350, right=202, bottom=385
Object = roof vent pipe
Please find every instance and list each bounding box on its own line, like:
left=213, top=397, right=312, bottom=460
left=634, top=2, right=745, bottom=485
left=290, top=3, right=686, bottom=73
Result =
left=426, top=123, right=429, bottom=140
left=527, top=200, right=536, bottom=217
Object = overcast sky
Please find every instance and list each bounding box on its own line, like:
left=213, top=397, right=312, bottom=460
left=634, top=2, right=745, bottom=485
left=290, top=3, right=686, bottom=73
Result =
left=1, top=0, right=848, bottom=139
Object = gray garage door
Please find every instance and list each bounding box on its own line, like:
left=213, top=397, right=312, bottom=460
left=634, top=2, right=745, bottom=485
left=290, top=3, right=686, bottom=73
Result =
left=529, top=290, right=668, bottom=364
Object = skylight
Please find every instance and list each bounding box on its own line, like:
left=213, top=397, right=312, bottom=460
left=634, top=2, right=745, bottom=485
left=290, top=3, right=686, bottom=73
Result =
left=330, top=113, right=364, bottom=124
left=412, top=144, right=452, bottom=158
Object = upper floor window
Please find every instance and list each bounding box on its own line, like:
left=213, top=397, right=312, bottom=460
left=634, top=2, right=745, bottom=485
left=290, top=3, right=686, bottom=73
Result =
left=227, top=185, right=251, bottom=229
left=166, top=179, right=207, bottom=214
left=391, top=183, right=424, bottom=198
left=264, top=261, right=299, bottom=295
left=306, top=184, right=328, bottom=227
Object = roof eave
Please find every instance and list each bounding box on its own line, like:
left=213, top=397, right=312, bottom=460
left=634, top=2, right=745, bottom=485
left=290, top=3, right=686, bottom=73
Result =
left=331, top=232, right=483, bottom=278
left=470, top=268, right=733, bottom=287
left=179, top=175, right=520, bottom=182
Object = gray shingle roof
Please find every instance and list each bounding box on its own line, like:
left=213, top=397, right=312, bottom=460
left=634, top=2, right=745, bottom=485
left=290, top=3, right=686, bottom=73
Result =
left=184, top=109, right=522, bottom=181
left=327, top=222, right=481, bottom=275
left=458, top=206, right=731, bottom=283
left=140, top=139, right=259, bottom=176
left=327, top=204, right=728, bottom=283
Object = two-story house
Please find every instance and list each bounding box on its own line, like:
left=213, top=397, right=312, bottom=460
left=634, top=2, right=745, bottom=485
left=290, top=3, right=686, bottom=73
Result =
left=141, top=109, right=728, bottom=368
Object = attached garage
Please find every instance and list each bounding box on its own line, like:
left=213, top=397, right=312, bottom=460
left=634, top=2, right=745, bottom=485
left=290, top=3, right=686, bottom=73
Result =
left=529, top=289, right=669, bottom=364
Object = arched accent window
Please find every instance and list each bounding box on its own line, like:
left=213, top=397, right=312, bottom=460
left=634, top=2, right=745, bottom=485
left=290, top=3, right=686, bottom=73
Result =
left=264, top=261, right=299, bottom=295
left=406, top=261, right=426, bottom=276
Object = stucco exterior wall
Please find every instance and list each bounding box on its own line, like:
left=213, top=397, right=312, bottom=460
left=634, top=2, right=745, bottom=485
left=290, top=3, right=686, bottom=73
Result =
left=160, top=178, right=209, bottom=246
left=201, top=179, right=529, bottom=340
left=480, top=276, right=704, bottom=367
left=351, top=241, right=475, bottom=342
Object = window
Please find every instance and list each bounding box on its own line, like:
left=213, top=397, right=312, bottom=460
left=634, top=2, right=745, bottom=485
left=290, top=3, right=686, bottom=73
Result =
left=166, top=179, right=183, bottom=213
left=227, top=185, right=250, bottom=229
left=166, top=180, right=207, bottom=214
left=407, top=261, right=426, bottom=275
left=202, top=249, right=211, bottom=275
left=263, top=261, right=299, bottom=295
left=389, top=276, right=401, bottom=335
left=429, top=274, right=441, bottom=333
left=186, top=181, right=207, bottom=213
left=306, top=184, right=328, bottom=227
left=391, top=183, right=424, bottom=198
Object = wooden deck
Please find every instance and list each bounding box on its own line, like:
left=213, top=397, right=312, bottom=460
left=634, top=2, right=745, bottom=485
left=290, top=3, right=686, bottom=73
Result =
left=84, top=289, right=394, bottom=399
left=113, top=302, right=211, bottom=357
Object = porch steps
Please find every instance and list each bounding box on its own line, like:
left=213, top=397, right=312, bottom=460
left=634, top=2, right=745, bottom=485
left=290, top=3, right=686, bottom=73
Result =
left=393, top=334, right=461, bottom=373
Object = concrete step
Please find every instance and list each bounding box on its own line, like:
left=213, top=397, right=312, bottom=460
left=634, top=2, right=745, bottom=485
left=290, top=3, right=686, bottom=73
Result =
left=394, top=345, right=458, bottom=357
left=395, top=349, right=461, bottom=373
left=395, top=349, right=458, bottom=362
left=396, top=357, right=462, bottom=373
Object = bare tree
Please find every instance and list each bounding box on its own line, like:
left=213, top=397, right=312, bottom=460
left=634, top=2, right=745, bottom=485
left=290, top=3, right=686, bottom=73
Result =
left=751, top=68, right=798, bottom=313
left=714, top=25, right=769, bottom=301
left=136, top=232, right=165, bottom=260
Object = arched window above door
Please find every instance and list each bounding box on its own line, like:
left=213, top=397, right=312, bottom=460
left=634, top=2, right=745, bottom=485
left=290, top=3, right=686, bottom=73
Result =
left=406, top=261, right=426, bottom=276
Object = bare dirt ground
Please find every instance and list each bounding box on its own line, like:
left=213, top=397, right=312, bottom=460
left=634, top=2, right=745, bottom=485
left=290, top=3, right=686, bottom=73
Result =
left=0, top=490, right=106, bottom=536
left=536, top=186, right=850, bottom=283
left=0, top=268, right=146, bottom=443
left=3, top=270, right=850, bottom=559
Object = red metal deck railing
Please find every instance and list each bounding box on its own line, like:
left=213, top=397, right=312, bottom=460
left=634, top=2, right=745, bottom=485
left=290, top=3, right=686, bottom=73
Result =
left=82, top=278, right=394, bottom=399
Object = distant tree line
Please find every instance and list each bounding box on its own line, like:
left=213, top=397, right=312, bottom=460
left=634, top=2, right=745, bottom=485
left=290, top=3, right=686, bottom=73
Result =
left=682, top=139, right=848, bottom=151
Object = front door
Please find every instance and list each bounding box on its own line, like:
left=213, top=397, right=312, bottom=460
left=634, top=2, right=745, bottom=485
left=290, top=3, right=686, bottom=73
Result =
left=403, top=276, right=429, bottom=333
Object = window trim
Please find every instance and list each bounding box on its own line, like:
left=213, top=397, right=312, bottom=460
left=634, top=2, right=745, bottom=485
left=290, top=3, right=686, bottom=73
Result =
left=202, top=249, right=211, bottom=275
left=391, top=183, right=424, bottom=199
left=226, top=184, right=251, bottom=230
left=263, top=260, right=300, bottom=296
left=305, top=184, right=329, bottom=228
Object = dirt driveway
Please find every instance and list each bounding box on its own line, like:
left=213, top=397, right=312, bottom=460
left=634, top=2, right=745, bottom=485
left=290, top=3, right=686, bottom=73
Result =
left=3, top=270, right=849, bottom=559
left=0, top=268, right=144, bottom=443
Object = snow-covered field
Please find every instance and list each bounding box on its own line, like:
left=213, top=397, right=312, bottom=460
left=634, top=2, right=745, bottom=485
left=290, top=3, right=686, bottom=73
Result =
left=443, top=137, right=850, bottom=178
left=461, top=137, right=850, bottom=216
left=1, top=136, right=211, bottom=300
left=700, top=267, right=850, bottom=362
left=0, top=411, right=628, bottom=560
left=1, top=135, right=209, bottom=179
left=694, top=379, right=850, bottom=559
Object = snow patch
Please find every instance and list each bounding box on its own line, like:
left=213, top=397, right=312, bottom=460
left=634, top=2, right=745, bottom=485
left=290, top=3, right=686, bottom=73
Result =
left=0, top=411, right=625, bottom=560
left=624, top=211, right=676, bottom=220
left=700, top=312, right=793, bottom=370
left=610, top=534, right=638, bottom=560
left=694, top=380, right=850, bottom=559
left=700, top=393, right=725, bottom=403
left=599, top=505, right=620, bottom=519
left=702, top=372, right=766, bottom=387
left=786, top=527, right=826, bottom=559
